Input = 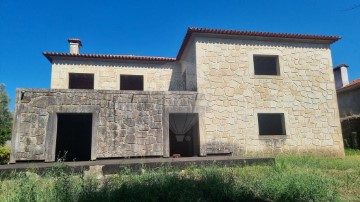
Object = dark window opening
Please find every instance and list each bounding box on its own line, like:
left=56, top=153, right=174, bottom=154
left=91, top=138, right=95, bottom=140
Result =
left=69, top=73, right=94, bottom=89
left=120, top=75, right=144, bottom=90
left=169, top=113, right=200, bottom=157
left=254, top=55, right=279, bottom=75
left=56, top=113, right=92, bottom=161
left=258, top=113, right=286, bottom=135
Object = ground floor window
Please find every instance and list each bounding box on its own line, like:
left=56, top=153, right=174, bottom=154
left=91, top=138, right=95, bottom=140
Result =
left=258, top=113, right=286, bottom=135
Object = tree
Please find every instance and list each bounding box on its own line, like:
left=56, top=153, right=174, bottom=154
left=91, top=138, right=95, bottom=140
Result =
left=0, top=84, right=12, bottom=145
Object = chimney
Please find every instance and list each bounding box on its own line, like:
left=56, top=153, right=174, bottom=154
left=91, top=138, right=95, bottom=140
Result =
left=334, top=64, right=349, bottom=89
left=67, top=38, right=82, bottom=54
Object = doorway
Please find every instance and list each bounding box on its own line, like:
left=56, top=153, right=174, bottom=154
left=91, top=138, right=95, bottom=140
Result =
left=55, top=113, right=93, bottom=161
left=169, top=113, right=200, bottom=157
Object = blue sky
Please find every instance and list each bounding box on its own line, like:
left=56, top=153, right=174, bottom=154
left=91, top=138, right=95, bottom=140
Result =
left=1, top=0, right=360, bottom=110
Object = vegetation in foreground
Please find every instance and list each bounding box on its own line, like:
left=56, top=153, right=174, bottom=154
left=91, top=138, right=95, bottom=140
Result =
left=0, top=150, right=359, bottom=202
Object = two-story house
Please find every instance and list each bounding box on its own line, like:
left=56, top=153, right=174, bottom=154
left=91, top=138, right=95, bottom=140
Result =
left=10, top=27, right=345, bottom=163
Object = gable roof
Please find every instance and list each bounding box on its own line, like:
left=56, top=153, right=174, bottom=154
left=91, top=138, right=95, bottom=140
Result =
left=176, top=27, right=341, bottom=60
left=44, top=27, right=341, bottom=62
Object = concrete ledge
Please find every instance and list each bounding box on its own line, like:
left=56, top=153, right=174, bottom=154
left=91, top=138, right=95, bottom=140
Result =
left=0, top=156, right=274, bottom=175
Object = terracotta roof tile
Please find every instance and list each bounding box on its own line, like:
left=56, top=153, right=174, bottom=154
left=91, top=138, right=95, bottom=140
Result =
left=339, top=78, right=360, bottom=90
left=43, top=52, right=176, bottom=62
left=44, top=27, right=341, bottom=62
left=176, top=27, right=341, bottom=59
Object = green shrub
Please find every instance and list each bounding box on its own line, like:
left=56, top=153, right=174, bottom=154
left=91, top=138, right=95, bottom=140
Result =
left=345, top=148, right=360, bottom=156
left=0, top=145, right=10, bottom=164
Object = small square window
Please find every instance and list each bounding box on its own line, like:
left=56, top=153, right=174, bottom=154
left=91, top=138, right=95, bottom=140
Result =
left=69, top=73, right=94, bottom=89
left=254, top=55, right=279, bottom=75
left=258, top=113, right=286, bottom=135
left=120, top=75, right=144, bottom=90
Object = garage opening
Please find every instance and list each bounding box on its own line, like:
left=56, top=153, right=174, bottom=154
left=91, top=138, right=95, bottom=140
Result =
left=56, top=113, right=92, bottom=161
left=169, top=113, right=200, bottom=157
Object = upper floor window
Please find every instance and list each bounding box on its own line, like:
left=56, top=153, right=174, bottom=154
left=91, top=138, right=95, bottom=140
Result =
left=253, top=55, right=279, bottom=75
left=258, top=113, right=286, bottom=135
left=69, top=73, right=94, bottom=89
left=120, top=75, right=144, bottom=90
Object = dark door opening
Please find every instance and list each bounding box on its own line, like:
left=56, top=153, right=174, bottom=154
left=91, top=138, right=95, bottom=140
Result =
left=169, top=113, right=200, bottom=157
left=56, top=113, right=92, bottom=161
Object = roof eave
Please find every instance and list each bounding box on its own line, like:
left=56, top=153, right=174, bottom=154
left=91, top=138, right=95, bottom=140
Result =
left=176, top=27, right=341, bottom=60
left=43, top=52, right=176, bottom=63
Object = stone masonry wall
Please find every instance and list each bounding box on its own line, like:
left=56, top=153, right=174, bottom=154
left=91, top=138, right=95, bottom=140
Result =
left=10, top=89, right=197, bottom=162
left=51, top=59, right=183, bottom=91
left=194, top=37, right=344, bottom=157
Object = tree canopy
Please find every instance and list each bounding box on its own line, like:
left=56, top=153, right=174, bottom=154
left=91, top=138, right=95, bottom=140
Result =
left=0, top=84, right=12, bottom=145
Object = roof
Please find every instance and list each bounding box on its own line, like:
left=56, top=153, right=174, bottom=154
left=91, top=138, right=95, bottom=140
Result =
left=337, top=78, right=360, bottom=92
left=333, top=64, right=349, bottom=71
left=44, top=27, right=341, bottom=62
left=176, top=27, right=341, bottom=59
left=43, top=52, right=176, bottom=62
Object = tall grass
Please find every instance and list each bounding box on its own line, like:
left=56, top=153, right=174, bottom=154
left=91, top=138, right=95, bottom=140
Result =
left=0, top=159, right=343, bottom=202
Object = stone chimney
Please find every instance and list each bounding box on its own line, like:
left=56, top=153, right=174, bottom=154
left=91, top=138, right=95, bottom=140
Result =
left=67, top=38, right=82, bottom=54
left=334, top=64, right=349, bottom=89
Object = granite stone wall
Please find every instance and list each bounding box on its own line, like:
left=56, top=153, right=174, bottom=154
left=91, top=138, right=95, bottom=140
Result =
left=10, top=89, right=198, bottom=162
left=194, top=37, right=345, bottom=157
left=51, top=59, right=182, bottom=91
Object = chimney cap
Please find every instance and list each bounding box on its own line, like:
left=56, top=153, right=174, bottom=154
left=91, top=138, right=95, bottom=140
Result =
left=333, top=64, right=349, bottom=71
left=67, top=38, right=82, bottom=47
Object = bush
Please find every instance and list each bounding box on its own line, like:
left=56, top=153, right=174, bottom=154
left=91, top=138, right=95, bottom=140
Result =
left=0, top=145, right=10, bottom=164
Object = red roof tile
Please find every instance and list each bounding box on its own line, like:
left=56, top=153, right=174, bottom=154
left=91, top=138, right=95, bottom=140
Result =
left=339, top=78, right=360, bottom=91
left=43, top=52, right=176, bottom=62
left=176, top=27, right=341, bottom=59
left=44, top=27, right=341, bottom=62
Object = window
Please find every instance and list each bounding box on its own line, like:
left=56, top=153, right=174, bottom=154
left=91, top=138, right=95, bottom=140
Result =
left=120, top=75, right=144, bottom=90
left=253, top=55, right=279, bottom=75
left=258, top=113, right=286, bottom=135
left=69, top=73, right=94, bottom=89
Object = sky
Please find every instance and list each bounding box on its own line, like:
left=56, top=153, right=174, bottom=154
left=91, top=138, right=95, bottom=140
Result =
left=1, top=0, right=359, bottom=111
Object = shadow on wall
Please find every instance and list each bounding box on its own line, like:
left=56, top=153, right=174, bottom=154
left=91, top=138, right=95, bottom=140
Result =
left=341, top=118, right=360, bottom=149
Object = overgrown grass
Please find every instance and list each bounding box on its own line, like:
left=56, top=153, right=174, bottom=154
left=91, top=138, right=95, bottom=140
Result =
left=0, top=150, right=359, bottom=201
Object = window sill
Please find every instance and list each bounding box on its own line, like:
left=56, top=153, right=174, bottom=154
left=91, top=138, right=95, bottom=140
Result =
left=258, top=135, right=287, bottom=140
left=253, top=75, right=283, bottom=79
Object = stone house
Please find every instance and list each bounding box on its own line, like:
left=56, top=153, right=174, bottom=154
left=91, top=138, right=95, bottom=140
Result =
left=334, top=64, right=360, bottom=148
left=10, top=27, right=345, bottom=163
